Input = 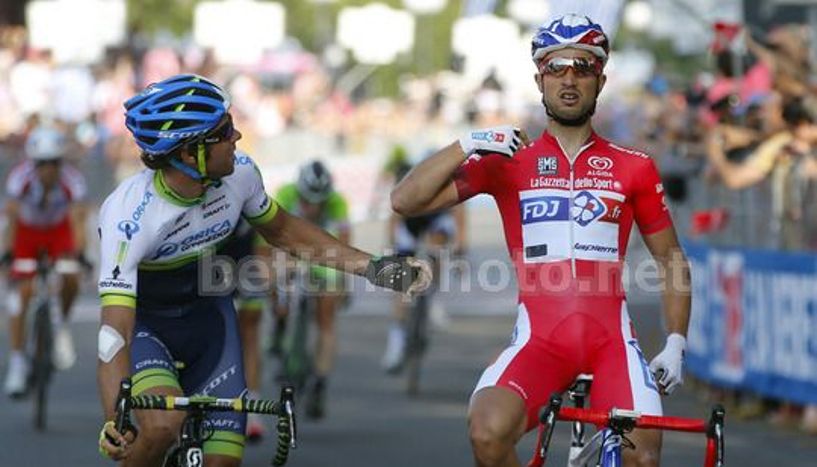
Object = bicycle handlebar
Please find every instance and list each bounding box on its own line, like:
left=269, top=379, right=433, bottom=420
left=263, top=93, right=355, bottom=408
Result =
left=113, top=378, right=297, bottom=466
left=556, top=406, right=709, bottom=433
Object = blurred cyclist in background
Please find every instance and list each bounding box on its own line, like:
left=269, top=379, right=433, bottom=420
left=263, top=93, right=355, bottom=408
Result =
left=2, top=125, right=88, bottom=397
left=273, top=160, right=350, bottom=419
left=391, top=15, right=690, bottom=467
left=382, top=160, right=467, bottom=373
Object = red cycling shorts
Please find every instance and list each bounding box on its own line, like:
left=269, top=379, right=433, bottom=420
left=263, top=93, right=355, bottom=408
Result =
left=11, top=217, right=75, bottom=279
left=471, top=299, right=663, bottom=431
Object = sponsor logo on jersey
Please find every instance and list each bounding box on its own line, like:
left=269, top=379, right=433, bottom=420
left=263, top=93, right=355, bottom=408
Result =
left=152, top=220, right=233, bottom=259
left=574, top=177, right=614, bottom=190
left=530, top=177, right=570, bottom=189
left=203, top=203, right=230, bottom=219
left=152, top=242, right=179, bottom=260
left=202, top=194, right=226, bottom=209
left=234, top=154, right=253, bottom=165
left=574, top=242, right=618, bottom=254
left=112, top=266, right=121, bottom=279
left=588, top=156, right=613, bottom=170
left=520, top=196, right=570, bottom=224
left=118, top=220, right=140, bottom=240
left=131, top=191, right=154, bottom=222
left=163, top=221, right=191, bottom=241
left=572, top=191, right=606, bottom=226
left=99, top=279, right=133, bottom=290
left=537, top=156, right=558, bottom=175
left=608, top=143, right=649, bottom=159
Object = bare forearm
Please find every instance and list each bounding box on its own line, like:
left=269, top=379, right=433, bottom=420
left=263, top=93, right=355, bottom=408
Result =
left=261, top=212, right=371, bottom=276
left=98, top=353, right=131, bottom=420
left=660, top=250, right=691, bottom=337
left=391, top=142, right=464, bottom=214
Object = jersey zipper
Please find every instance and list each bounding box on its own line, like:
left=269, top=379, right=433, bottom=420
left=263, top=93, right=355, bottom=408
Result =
left=569, top=164, right=576, bottom=278
left=556, top=137, right=596, bottom=280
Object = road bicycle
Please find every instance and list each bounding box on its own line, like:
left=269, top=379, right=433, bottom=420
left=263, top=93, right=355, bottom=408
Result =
left=278, top=272, right=317, bottom=395
left=527, top=374, right=726, bottom=467
left=112, top=378, right=297, bottom=467
left=403, top=283, right=431, bottom=396
left=9, top=253, right=84, bottom=431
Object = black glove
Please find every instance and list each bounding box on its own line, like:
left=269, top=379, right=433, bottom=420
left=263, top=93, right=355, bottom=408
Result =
left=365, top=255, right=418, bottom=293
left=0, top=251, right=11, bottom=268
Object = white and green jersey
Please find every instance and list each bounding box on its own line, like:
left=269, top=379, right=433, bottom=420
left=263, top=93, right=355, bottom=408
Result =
left=97, top=152, right=278, bottom=310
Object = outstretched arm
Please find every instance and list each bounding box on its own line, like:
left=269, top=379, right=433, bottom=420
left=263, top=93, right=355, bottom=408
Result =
left=255, top=208, right=371, bottom=276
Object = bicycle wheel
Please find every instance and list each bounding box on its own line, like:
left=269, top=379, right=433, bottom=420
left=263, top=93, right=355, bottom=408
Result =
left=405, top=294, right=428, bottom=396
left=31, top=302, right=53, bottom=431
left=282, top=295, right=312, bottom=391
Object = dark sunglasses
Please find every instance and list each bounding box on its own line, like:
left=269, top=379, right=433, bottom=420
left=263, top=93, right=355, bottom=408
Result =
left=202, top=115, right=235, bottom=144
left=539, top=56, right=603, bottom=78
left=35, top=159, right=61, bottom=167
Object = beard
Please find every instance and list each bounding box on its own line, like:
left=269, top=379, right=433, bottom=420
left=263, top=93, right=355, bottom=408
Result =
left=543, top=96, right=598, bottom=127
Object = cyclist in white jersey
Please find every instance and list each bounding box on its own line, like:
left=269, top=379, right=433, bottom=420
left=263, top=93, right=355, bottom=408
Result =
left=96, top=74, right=431, bottom=466
left=2, top=126, right=88, bottom=397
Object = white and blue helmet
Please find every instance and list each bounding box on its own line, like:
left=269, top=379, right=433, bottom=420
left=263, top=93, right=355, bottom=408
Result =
left=531, top=14, right=610, bottom=65
left=25, top=126, right=66, bottom=161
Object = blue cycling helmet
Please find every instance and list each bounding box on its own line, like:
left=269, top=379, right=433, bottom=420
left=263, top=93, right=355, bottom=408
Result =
left=124, top=74, right=230, bottom=162
left=531, top=14, right=610, bottom=65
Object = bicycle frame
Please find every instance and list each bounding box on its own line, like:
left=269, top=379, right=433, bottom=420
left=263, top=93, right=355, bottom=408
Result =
left=529, top=393, right=725, bottom=467
left=113, top=378, right=297, bottom=466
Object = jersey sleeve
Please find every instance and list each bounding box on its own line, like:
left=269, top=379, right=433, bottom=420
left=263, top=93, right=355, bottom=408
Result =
left=62, top=165, right=88, bottom=202
left=274, top=184, right=299, bottom=212
left=5, top=163, right=28, bottom=198
left=453, top=154, right=508, bottom=201
left=235, top=154, right=279, bottom=226
left=632, top=158, right=673, bottom=235
left=327, top=192, right=350, bottom=232
left=97, top=193, right=150, bottom=309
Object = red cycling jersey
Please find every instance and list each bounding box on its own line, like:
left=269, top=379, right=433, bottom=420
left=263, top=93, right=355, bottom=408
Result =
left=456, top=131, right=672, bottom=428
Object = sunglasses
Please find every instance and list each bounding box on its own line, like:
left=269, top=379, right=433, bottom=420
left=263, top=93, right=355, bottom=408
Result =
left=202, top=115, right=235, bottom=144
left=539, top=56, right=603, bottom=78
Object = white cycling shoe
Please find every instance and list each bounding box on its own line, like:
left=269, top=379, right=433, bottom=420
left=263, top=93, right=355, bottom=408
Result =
left=381, top=326, right=406, bottom=373
left=4, top=353, right=29, bottom=398
left=53, top=326, right=77, bottom=371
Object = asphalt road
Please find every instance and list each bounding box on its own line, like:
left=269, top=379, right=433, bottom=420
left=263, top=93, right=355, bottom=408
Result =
left=1, top=210, right=816, bottom=466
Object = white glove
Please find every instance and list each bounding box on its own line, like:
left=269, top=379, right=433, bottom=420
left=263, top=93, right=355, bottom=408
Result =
left=458, top=125, right=523, bottom=158
left=648, top=333, right=686, bottom=395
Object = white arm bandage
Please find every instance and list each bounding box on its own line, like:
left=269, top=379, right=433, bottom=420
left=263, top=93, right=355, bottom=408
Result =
left=98, top=324, right=126, bottom=363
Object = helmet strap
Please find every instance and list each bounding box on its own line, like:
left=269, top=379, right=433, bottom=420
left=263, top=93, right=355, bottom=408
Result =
left=168, top=142, right=214, bottom=186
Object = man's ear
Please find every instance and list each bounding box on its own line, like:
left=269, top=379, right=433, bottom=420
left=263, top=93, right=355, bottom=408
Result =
left=178, top=144, right=197, bottom=166
left=534, top=72, right=544, bottom=93
left=598, top=73, right=607, bottom=95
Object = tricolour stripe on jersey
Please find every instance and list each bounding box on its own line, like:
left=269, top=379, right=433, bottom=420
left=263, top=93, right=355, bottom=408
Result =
left=619, top=302, right=662, bottom=416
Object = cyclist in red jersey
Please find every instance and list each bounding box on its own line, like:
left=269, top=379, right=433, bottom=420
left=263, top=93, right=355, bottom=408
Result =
left=2, top=126, right=88, bottom=397
left=391, top=14, right=690, bottom=467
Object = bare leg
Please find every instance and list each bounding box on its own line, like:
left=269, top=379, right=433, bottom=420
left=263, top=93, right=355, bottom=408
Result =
left=468, top=387, right=528, bottom=467
left=622, top=428, right=662, bottom=467
left=8, top=278, right=34, bottom=352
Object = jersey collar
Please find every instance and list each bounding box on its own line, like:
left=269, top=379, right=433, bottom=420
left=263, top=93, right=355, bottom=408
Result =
left=153, top=170, right=205, bottom=207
